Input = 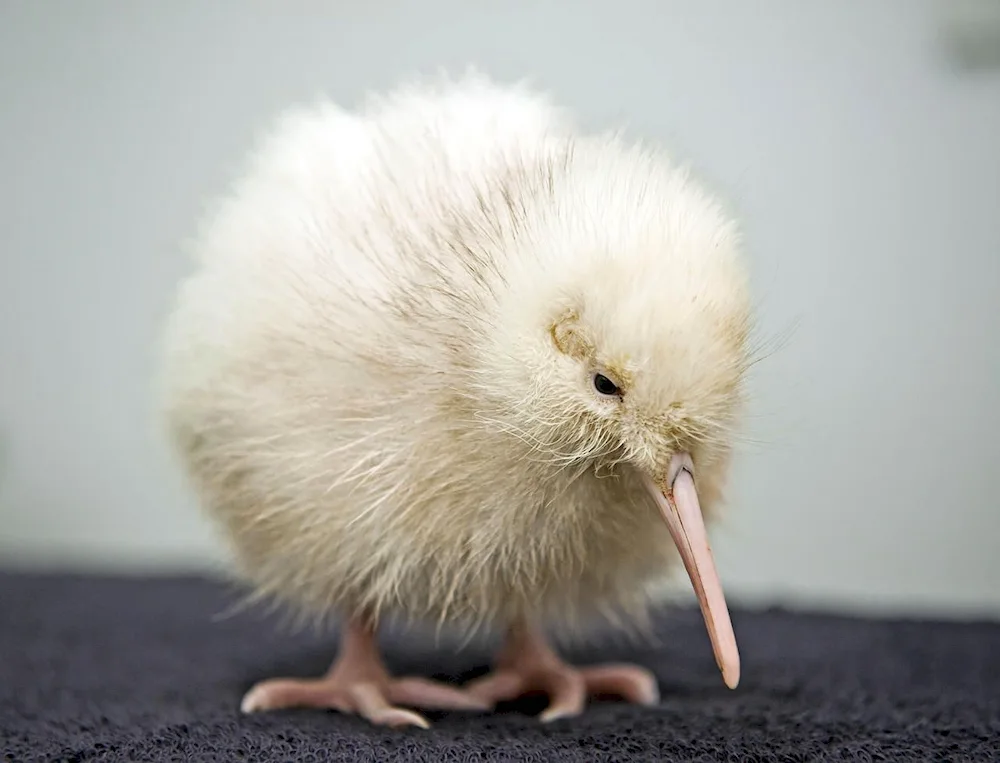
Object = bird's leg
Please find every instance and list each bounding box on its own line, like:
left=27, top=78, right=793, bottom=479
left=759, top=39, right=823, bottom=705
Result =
left=465, top=618, right=659, bottom=722
left=240, top=618, right=489, bottom=729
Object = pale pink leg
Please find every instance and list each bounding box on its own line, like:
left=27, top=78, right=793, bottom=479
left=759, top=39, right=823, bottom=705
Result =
left=465, top=619, right=659, bottom=723
left=241, top=619, right=489, bottom=729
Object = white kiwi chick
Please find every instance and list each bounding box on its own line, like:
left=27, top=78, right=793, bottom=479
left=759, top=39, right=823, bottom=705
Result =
left=157, top=72, right=753, bottom=729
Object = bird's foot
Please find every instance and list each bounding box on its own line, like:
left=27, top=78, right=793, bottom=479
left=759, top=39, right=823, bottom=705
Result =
left=466, top=620, right=659, bottom=722
left=240, top=620, right=488, bottom=729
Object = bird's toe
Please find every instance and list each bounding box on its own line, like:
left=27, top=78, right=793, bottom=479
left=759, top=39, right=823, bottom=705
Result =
left=388, top=676, right=492, bottom=711
left=240, top=677, right=350, bottom=714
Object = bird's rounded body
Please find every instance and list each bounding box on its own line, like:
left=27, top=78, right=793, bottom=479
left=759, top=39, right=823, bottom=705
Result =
left=158, top=73, right=751, bottom=640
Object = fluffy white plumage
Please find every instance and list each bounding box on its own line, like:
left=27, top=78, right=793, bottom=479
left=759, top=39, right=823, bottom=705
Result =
left=157, top=71, right=753, bottom=724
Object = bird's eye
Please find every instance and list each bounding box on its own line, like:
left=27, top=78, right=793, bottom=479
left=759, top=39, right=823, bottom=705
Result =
left=593, top=373, right=621, bottom=397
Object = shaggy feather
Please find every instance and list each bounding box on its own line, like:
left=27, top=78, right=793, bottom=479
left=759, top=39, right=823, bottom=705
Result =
left=157, top=71, right=753, bottom=642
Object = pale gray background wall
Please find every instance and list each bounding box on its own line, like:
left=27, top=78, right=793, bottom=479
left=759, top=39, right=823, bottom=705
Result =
left=1, top=2, right=998, bottom=616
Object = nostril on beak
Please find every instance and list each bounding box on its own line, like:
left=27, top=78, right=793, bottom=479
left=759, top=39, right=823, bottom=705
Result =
left=667, top=452, right=695, bottom=488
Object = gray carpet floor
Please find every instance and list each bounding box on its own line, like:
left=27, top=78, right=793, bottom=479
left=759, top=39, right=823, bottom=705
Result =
left=2, top=571, right=998, bottom=762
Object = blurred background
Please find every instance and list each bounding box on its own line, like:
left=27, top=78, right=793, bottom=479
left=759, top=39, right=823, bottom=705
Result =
left=1, top=1, right=997, bottom=619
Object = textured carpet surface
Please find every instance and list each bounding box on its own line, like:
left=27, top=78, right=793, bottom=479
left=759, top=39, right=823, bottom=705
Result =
left=1, top=572, right=999, bottom=762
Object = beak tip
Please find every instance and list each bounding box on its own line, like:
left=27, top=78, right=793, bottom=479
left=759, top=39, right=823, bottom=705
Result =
left=721, top=660, right=740, bottom=690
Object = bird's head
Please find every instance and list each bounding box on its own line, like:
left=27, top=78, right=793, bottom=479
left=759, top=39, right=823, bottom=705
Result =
left=476, top=139, right=753, bottom=688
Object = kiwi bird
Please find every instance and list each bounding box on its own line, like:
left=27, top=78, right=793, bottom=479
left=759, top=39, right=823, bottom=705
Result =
left=157, top=72, right=753, bottom=728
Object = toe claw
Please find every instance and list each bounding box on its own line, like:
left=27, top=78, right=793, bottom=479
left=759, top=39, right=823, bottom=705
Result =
left=240, top=686, right=266, bottom=714
left=538, top=671, right=586, bottom=723
left=539, top=706, right=579, bottom=723
left=349, top=681, right=436, bottom=728
left=371, top=707, right=431, bottom=729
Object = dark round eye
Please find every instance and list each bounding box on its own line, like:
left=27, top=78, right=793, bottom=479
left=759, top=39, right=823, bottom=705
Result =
left=593, top=373, right=621, bottom=397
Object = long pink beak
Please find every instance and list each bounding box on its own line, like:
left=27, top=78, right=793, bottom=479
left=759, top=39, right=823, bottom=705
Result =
left=642, top=453, right=740, bottom=689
